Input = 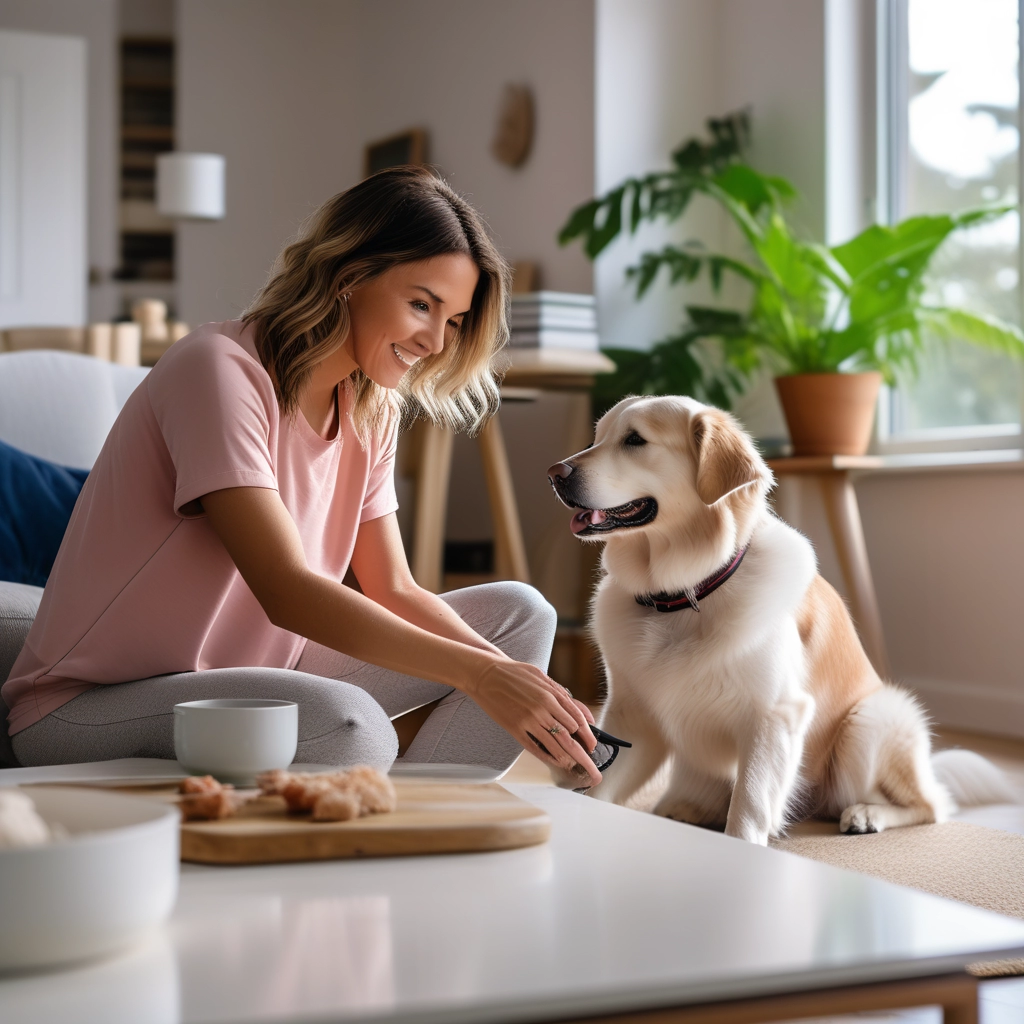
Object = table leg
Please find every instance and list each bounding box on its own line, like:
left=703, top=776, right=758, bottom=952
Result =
left=411, top=423, right=454, bottom=593
left=478, top=414, right=531, bottom=583
left=818, top=471, right=891, bottom=679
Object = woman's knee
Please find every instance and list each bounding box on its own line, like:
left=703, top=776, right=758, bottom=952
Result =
left=494, top=581, right=557, bottom=636
left=290, top=673, right=398, bottom=771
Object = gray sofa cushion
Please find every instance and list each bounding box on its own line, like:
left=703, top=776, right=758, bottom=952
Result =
left=0, top=581, right=44, bottom=767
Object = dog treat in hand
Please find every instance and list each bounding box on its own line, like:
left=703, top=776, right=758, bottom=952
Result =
left=256, top=766, right=397, bottom=821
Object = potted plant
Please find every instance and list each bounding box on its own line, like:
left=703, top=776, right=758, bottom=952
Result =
left=559, top=111, right=1024, bottom=455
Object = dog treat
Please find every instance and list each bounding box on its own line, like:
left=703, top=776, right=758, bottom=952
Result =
left=311, top=788, right=361, bottom=822
left=179, top=775, right=229, bottom=795
left=177, top=775, right=251, bottom=821
left=254, top=769, right=289, bottom=795
left=257, top=766, right=397, bottom=821
left=281, top=777, right=334, bottom=812
left=0, top=789, right=58, bottom=848
left=179, top=789, right=243, bottom=821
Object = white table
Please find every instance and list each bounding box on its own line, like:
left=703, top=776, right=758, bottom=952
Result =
left=2, top=764, right=1024, bottom=1024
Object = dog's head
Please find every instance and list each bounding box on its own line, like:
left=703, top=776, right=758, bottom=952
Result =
left=548, top=396, right=774, bottom=589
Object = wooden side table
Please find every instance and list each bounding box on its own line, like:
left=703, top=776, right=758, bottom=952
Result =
left=409, top=348, right=616, bottom=594
left=767, top=455, right=890, bottom=678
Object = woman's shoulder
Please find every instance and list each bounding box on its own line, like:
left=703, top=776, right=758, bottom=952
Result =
left=151, top=321, right=272, bottom=390
left=146, top=320, right=279, bottom=424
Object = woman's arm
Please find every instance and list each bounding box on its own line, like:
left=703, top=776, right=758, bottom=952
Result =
left=200, top=486, right=600, bottom=784
left=349, top=513, right=507, bottom=657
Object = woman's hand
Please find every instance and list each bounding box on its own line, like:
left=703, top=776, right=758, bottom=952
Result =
left=464, top=657, right=602, bottom=787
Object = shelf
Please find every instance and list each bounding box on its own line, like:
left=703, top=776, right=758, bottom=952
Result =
left=122, top=78, right=174, bottom=89
left=121, top=125, right=173, bottom=141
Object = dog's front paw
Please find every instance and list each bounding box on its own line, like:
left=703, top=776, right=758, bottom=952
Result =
left=840, top=803, right=883, bottom=834
left=724, top=820, right=769, bottom=846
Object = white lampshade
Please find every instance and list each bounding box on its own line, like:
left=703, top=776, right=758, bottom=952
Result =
left=156, top=153, right=225, bottom=219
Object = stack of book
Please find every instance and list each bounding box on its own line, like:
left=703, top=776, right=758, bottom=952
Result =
left=509, top=292, right=598, bottom=350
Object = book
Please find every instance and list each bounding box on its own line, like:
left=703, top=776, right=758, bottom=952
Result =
left=508, top=328, right=600, bottom=351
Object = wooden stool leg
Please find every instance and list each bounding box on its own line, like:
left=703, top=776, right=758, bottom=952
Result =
left=943, top=985, right=979, bottom=1024
left=478, top=415, right=530, bottom=584
left=819, top=472, right=891, bottom=678
left=411, top=424, right=454, bottom=593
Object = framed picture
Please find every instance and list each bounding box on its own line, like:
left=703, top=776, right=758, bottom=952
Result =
left=364, top=128, right=428, bottom=177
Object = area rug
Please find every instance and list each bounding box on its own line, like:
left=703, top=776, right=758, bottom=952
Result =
left=772, top=820, right=1024, bottom=976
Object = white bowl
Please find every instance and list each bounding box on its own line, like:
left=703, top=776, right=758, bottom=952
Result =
left=174, top=698, right=298, bottom=785
left=0, top=787, right=179, bottom=973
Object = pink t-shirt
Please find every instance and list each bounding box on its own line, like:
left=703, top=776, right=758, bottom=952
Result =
left=3, top=320, right=398, bottom=735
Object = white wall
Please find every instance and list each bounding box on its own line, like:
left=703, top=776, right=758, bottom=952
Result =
left=176, top=0, right=361, bottom=325
left=592, top=0, right=828, bottom=442
left=177, top=0, right=594, bottom=325
left=0, top=0, right=118, bottom=322
left=355, top=0, right=594, bottom=296
left=594, top=0, right=722, bottom=354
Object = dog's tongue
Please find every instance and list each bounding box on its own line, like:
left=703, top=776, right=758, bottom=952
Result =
left=570, top=508, right=607, bottom=534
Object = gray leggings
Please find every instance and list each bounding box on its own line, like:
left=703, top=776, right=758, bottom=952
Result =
left=11, top=582, right=557, bottom=772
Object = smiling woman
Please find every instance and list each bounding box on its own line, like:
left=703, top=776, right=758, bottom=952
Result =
left=5, top=168, right=601, bottom=784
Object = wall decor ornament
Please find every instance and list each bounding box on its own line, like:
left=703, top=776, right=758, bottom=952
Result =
left=364, top=129, right=428, bottom=178
left=492, top=84, right=534, bottom=168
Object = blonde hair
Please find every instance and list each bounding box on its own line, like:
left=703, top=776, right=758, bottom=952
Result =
left=243, top=167, right=509, bottom=438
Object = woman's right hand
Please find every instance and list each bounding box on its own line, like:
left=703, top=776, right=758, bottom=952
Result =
left=463, top=656, right=603, bottom=787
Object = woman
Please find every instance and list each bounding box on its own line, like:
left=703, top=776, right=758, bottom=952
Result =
left=4, top=168, right=600, bottom=784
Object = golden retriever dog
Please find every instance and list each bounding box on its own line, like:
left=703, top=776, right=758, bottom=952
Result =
left=548, top=395, right=1012, bottom=844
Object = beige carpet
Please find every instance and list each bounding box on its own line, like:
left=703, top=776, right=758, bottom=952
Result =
left=772, top=820, right=1024, bottom=976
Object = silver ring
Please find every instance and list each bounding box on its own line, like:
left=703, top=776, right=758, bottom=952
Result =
left=547, top=725, right=562, bottom=736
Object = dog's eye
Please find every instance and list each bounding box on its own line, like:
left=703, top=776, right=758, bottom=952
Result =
left=624, top=431, right=647, bottom=447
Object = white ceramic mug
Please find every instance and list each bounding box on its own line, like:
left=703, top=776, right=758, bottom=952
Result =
left=173, top=699, right=298, bottom=785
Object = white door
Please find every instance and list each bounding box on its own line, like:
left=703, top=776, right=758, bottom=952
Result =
left=0, top=29, right=86, bottom=328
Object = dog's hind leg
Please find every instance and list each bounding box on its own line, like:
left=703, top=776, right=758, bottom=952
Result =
left=589, top=702, right=668, bottom=807
left=830, top=685, right=953, bottom=835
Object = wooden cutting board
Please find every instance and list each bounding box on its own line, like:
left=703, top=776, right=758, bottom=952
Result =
left=171, top=779, right=550, bottom=865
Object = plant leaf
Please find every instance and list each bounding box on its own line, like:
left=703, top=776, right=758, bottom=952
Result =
left=557, top=199, right=600, bottom=246
left=920, top=306, right=1024, bottom=358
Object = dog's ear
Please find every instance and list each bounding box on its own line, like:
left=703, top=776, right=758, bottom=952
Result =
left=691, top=408, right=773, bottom=506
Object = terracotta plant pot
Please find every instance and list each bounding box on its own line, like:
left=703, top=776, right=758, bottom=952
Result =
left=774, top=372, right=882, bottom=456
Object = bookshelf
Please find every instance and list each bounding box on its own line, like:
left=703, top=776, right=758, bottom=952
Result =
left=117, top=38, right=174, bottom=282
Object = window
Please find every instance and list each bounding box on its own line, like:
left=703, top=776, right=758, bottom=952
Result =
left=878, top=0, right=1023, bottom=449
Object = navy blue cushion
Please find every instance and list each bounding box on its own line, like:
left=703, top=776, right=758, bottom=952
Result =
left=0, top=440, right=89, bottom=587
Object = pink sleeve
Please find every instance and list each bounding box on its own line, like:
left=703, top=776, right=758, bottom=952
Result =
left=361, top=419, right=399, bottom=523
left=147, top=334, right=279, bottom=516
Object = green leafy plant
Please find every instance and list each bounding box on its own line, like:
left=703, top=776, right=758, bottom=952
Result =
left=560, top=110, right=1024, bottom=414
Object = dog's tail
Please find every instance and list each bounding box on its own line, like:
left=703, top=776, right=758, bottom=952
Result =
left=932, top=748, right=1017, bottom=808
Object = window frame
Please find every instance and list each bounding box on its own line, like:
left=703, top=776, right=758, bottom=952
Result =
left=873, top=0, right=1024, bottom=454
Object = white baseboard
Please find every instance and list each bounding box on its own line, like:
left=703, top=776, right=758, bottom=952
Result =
left=901, top=676, right=1024, bottom=740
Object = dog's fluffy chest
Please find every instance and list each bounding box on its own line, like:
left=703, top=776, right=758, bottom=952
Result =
left=591, top=517, right=818, bottom=730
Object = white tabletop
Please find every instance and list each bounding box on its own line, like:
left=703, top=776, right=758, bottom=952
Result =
left=2, top=770, right=1024, bottom=1024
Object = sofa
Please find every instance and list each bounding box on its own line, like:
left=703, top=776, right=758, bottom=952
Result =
left=0, top=350, right=149, bottom=766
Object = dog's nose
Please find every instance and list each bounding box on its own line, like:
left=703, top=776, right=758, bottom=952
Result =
left=547, top=462, right=575, bottom=483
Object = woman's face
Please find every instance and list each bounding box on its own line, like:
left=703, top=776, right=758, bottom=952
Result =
left=345, top=254, right=480, bottom=389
